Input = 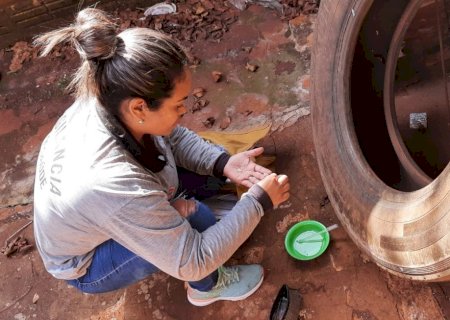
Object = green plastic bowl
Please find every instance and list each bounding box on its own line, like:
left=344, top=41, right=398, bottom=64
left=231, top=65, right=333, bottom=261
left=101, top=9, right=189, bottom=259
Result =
left=285, top=220, right=330, bottom=260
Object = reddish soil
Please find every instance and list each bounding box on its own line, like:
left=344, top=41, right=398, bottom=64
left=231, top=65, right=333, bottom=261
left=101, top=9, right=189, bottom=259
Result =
left=0, top=2, right=448, bottom=320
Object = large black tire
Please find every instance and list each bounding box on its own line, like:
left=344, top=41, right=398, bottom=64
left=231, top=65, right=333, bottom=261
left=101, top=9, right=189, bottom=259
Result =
left=312, top=0, right=450, bottom=281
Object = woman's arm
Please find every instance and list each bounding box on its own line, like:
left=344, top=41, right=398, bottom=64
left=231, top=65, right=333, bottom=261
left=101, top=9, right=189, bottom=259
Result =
left=167, top=126, right=272, bottom=185
left=167, top=126, right=226, bottom=176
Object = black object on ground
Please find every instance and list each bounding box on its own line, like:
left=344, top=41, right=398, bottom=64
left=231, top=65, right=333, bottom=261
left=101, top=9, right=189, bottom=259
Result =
left=269, top=284, right=303, bottom=320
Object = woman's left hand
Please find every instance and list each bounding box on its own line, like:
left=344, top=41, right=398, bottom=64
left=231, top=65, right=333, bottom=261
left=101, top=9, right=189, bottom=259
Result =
left=223, top=147, right=272, bottom=188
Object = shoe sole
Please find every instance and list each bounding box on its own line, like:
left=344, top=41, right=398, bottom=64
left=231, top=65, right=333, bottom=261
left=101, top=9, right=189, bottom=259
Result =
left=187, top=273, right=264, bottom=307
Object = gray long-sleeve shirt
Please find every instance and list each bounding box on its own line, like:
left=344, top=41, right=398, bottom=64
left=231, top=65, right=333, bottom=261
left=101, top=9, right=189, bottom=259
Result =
left=33, top=98, right=265, bottom=281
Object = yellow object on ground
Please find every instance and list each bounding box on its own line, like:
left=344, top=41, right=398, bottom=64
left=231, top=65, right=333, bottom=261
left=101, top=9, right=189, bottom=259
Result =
left=198, top=124, right=276, bottom=198
left=198, top=123, right=271, bottom=155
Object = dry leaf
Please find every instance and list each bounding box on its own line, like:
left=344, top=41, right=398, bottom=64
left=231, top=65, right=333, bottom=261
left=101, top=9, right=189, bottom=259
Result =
left=212, top=71, right=222, bottom=82
left=192, top=87, right=206, bottom=98
left=32, top=293, right=39, bottom=304
left=245, top=62, right=258, bottom=72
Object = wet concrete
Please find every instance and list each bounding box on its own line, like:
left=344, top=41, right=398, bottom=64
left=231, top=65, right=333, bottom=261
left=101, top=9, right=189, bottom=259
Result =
left=0, top=4, right=447, bottom=320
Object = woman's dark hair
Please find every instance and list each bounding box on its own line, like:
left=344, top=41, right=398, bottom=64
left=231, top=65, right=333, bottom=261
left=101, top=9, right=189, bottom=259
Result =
left=34, top=8, right=187, bottom=116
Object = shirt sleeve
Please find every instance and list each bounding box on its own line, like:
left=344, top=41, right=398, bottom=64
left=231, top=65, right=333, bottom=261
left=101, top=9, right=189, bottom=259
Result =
left=95, top=180, right=265, bottom=282
left=167, top=126, right=229, bottom=176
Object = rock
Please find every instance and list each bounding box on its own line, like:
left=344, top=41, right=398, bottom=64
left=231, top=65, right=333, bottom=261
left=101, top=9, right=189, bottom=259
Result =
left=219, top=116, right=231, bottom=130
left=143, top=3, right=177, bottom=17
left=195, top=5, right=206, bottom=15
left=192, top=87, right=206, bottom=98
left=245, top=62, right=258, bottom=72
left=211, top=71, right=222, bottom=82
left=191, top=99, right=209, bottom=113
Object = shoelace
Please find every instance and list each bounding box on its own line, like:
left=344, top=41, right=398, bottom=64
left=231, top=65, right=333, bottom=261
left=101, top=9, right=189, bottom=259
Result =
left=214, top=266, right=240, bottom=289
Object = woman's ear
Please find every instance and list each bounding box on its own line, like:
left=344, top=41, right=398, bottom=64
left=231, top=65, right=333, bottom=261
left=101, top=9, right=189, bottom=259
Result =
left=124, top=98, right=148, bottom=121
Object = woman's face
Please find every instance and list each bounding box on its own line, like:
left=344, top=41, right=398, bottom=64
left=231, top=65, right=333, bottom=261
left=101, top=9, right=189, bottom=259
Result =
left=142, top=69, right=192, bottom=136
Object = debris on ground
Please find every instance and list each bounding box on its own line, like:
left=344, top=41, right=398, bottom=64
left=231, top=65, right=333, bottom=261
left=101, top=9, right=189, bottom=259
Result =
left=229, top=0, right=283, bottom=11
left=192, top=87, right=206, bottom=98
left=245, top=62, right=258, bottom=72
left=116, top=1, right=239, bottom=45
left=203, top=116, right=216, bottom=128
left=360, top=253, right=371, bottom=264
left=143, top=3, right=177, bottom=17
left=192, top=99, right=209, bottom=112
left=0, top=220, right=33, bottom=257
left=32, top=293, right=40, bottom=304
left=8, top=41, right=37, bottom=73
left=279, top=0, right=320, bottom=20
left=220, top=115, right=232, bottom=130
left=227, top=0, right=320, bottom=20
left=211, top=70, right=223, bottom=82
left=4, top=0, right=320, bottom=76
left=1, top=236, right=33, bottom=257
left=228, top=0, right=249, bottom=10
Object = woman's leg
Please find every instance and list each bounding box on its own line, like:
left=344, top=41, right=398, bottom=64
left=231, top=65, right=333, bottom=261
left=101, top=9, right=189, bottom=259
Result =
left=185, top=201, right=219, bottom=291
left=67, top=239, right=159, bottom=294
left=68, top=201, right=218, bottom=293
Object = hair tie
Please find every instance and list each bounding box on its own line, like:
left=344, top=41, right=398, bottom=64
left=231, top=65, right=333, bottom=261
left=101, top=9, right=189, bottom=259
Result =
left=102, top=36, right=118, bottom=60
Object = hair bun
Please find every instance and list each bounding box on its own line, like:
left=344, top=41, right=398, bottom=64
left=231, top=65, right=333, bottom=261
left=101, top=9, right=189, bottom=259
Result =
left=73, top=8, right=118, bottom=61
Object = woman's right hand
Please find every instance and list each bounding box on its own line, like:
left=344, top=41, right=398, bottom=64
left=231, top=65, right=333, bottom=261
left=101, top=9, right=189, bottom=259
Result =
left=256, top=173, right=290, bottom=208
left=171, top=198, right=197, bottom=218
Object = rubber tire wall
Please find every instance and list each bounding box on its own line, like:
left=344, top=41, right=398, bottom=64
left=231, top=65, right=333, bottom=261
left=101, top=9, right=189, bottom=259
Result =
left=312, top=0, right=450, bottom=281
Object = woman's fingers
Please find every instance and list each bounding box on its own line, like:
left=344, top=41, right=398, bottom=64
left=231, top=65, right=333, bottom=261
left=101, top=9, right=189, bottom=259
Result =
left=248, top=176, right=260, bottom=185
left=277, top=174, right=289, bottom=184
left=244, top=147, right=264, bottom=158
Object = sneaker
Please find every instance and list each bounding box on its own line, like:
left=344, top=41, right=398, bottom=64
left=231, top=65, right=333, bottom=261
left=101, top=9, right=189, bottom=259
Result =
left=187, top=264, right=264, bottom=307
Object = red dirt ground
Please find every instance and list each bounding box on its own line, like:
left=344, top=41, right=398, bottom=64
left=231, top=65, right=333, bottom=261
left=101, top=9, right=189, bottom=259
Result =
left=0, top=3, right=449, bottom=320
